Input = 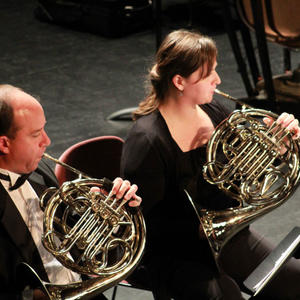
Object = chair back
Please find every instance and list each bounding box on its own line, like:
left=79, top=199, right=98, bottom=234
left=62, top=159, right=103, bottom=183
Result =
left=55, top=135, right=124, bottom=185
left=237, top=0, right=300, bottom=47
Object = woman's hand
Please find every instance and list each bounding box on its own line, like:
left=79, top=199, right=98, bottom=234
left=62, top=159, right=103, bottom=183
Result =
left=263, top=112, right=300, bottom=140
left=263, top=113, right=300, bottom=154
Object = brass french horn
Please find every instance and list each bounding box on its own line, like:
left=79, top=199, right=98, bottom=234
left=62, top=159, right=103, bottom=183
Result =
left=186, top=89, right=300, bottom=269
left=20, top=153, right=146, bottom=300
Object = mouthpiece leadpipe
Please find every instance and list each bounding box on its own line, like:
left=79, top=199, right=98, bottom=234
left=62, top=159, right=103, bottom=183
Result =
left=43, top=152, right=90, bottom=179
left=214, top=89, right=253, bottom=109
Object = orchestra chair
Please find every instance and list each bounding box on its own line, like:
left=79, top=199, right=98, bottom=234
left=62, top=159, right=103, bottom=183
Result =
left=54, top=135, right=124, bottom=185
left=236, top=0, right=300, bottom=104
left=221, top=0, right=300, bottom=116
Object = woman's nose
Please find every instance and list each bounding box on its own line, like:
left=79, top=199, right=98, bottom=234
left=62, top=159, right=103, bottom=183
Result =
left=215, top=71, right=221, bottom=85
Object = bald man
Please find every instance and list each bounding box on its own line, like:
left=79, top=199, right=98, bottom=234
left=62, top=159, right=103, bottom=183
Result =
left=0, top=84, right=141, bottom=300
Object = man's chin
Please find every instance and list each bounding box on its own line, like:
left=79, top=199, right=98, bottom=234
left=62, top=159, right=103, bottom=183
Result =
left=29, top=160, right=41, bottom=173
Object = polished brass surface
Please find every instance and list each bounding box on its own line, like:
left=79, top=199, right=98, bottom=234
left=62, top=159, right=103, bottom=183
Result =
left=25, top=153, right=146, bottom=300
left=187, top=90, right=300, bottom=271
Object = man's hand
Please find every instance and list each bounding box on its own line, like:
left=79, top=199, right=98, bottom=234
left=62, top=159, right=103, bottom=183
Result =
left=90, top=177, right=142, bottom=207
left=111, top=177, right=142, bottom=207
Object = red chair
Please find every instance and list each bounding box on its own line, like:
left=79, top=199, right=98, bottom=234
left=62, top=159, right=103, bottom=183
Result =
left=55, top=135, right=124, bottom=185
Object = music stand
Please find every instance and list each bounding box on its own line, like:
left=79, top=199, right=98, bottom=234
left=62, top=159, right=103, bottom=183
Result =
left=244, top=226, right=300, bottom=298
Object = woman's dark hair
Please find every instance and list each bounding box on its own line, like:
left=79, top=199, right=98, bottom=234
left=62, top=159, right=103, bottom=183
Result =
left=133, top=29, right=218, bottom=120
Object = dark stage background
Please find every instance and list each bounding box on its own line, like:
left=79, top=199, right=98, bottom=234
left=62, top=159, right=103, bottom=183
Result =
left=1, top=1, right=300, bottom=299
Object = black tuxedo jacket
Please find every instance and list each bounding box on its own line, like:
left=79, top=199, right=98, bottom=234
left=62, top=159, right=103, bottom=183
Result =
left=0, top=159, right=59, bottom=299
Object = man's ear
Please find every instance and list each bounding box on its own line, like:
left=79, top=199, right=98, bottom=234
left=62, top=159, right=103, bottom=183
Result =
left=172, top=74, right=185, bottom=92
left=0, top=136, right=10, bottom=154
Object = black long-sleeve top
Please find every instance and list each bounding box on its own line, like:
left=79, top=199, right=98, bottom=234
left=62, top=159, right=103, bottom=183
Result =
left=121, top=99, right=236, bottom=262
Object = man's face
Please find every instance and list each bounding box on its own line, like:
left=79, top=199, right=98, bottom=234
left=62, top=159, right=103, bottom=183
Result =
left=7, top=95, right=51, bottom=174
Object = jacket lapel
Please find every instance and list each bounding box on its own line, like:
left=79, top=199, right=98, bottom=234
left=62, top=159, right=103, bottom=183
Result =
left=0, top=184, right=49, bottom=281
left=0, top=159, right=58, bottom=282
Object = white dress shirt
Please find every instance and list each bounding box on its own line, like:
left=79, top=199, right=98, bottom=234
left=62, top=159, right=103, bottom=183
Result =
left=0, top=168, right=81, bottom=285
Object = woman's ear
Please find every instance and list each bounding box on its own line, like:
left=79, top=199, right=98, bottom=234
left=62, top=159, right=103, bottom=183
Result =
left=172, top=74, right=185, bottom=92
left=0, top=136, right=10, bottom=154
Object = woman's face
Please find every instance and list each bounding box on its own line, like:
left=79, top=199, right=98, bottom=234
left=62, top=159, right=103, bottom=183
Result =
left=183, top=60, right=221, bottom=105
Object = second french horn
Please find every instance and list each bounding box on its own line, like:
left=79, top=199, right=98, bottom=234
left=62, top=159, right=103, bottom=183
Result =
left=186, top=89, right=300, bottom=270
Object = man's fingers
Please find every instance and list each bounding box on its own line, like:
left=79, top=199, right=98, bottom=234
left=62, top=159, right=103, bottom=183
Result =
left=128, top=195, right=142, bottom=207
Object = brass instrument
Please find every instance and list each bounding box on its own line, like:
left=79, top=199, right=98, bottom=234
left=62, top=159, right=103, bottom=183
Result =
left=186, top=89, right=300, bottom=270
left=21, top=153, right=146, bottom=300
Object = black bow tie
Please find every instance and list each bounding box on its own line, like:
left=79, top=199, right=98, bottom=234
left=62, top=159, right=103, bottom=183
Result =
left=0, top=173, right=31, bottom=191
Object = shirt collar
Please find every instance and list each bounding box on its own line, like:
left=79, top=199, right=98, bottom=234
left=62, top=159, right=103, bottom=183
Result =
left=0, top=168, right=22, bottom=186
